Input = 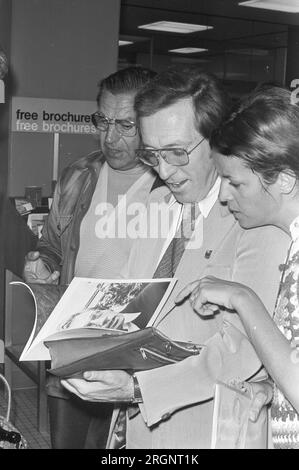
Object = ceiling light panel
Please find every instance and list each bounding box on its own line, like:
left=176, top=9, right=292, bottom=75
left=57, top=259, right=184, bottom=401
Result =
left=118, top=40, right=133, bottom=46
left=138, top=21, right=213, bottom=34
left=169, top=48, right=208, bottom=53
left=239, top=1, right=299, bottom=13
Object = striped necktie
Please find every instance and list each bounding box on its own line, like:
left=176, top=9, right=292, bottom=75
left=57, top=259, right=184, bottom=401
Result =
left=153, top=203, right=200, bottom=278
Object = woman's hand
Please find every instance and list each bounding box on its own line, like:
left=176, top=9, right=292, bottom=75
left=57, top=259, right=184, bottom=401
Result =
left=175, top=276, right=253, bottom=316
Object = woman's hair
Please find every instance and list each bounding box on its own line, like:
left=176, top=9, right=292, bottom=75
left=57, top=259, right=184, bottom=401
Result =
left=210, top=86, right=299, bottom=183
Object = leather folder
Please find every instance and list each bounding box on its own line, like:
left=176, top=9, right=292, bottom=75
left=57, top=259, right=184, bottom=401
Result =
left=45, top=326, right=204, bottom=378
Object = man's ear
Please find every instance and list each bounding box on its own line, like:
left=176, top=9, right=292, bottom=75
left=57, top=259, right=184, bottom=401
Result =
left=277, top=170, right=297, bottom=194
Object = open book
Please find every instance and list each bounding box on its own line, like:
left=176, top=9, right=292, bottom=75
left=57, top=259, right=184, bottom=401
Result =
left=12, top=277, right=183, bottom=363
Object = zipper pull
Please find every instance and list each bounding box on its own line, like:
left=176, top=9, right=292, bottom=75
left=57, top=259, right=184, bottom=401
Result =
left=140, top=348, right=147, bottom=360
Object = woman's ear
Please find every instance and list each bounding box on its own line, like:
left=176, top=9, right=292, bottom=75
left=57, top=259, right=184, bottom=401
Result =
left=277, top=170, right=297, bottom=194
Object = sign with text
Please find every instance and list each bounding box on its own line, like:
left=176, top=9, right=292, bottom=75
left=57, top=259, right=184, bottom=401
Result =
left=11, top=97, right=97, bottom=134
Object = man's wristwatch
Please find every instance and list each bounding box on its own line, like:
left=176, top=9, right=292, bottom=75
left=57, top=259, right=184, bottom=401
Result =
left=132, top=374, right=143, bottom=403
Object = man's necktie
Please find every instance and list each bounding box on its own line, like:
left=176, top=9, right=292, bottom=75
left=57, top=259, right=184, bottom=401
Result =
left=153, top=203, right=200, bottom=278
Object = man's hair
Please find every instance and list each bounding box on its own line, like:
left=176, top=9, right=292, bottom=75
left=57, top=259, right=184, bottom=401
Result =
left=134, top=66, right=230, bottom=139
left=210, top=85, right=299, bottom=183
left=96, top=66, right=156, bottom=105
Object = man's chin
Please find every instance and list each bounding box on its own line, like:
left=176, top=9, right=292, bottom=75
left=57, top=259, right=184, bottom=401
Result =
left=105, top=155, right=139, bottom=172
left=105, top=154, right=126, bottom=168
left=105, top=152, right=122, bottom=161
left=170, top=191, right=198, bottom=205
left=172, top=194, right=190, bottom=204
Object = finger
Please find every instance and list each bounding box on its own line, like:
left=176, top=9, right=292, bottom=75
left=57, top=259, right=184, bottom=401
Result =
left=83, top=370, right=105, bottom=381
left=25, top=275, right=47, bottom=284
left=175, top=280, right=200, bottom=304
left=26, top=251, right=40, bottom=261
left=204, top=303, right=220, bottom=313
left=201, top=305, right=217, bottom=317
left=190, top=296, right=219, bottom=315
left=190, top=300, right=215, bottom=316
left=61, top=379, right=91, bottom=401
left=23, top=268, right=38, bottom=279
left=60, top=379, right=78, bottom=395
left=24, top=262, right=35, bottom=273
left=189, top=286, right=202, bottom=303
left=47, top=271, right=60, bottom=284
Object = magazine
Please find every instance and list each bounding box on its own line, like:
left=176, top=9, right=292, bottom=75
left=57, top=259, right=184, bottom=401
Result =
left=11, top=277, right=178, bottom=362
left=46, top=326, right=204, bottom=377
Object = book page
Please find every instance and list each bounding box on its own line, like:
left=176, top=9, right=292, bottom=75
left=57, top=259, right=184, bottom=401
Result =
left=11, top=282, right=67, bottom=359
left=19, top=277, right=177, bottom=361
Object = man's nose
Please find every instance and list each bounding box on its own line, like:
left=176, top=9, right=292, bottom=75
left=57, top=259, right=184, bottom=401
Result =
left=219, top=179, right=232, bottom=203
left=105, top=123, right=121, bottom=144
left=156, top=157, right=177, bottom=181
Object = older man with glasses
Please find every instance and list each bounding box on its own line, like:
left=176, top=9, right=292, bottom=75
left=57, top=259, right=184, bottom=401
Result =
left=61, top=67, right=290, bottom=449
left=22, top=66, right=162, bottom=449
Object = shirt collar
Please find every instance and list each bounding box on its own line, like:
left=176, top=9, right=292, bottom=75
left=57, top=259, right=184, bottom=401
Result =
left=198, top=177, right=221, bottom=218
left=166, top=177, right=220, bottom=218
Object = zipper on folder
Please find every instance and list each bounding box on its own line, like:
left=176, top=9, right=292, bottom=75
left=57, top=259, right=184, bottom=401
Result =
left=139, top=347, right=177, bottom=363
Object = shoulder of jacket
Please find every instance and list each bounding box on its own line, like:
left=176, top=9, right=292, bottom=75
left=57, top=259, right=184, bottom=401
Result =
left=68, top=150, right=104, bottom=172
left=236, top=224, right=290, bottom=256
left=239, top=223, right=287, bottom=239
left=75, top=150, right=104, bottom=168
left=59, top=150, right=104, bottom=186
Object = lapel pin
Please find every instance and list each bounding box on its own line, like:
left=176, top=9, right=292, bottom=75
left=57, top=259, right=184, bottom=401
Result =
left=205, top=250, right=213, bottom=259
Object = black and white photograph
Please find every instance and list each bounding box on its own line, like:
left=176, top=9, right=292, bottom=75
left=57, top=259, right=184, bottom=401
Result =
left=0, top=0, right=298, bottom=453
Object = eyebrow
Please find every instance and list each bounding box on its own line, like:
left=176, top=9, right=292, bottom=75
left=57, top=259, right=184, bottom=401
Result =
left=222, top=174, right=241, bottom=182
left=220, top=173, right=231, bottom=178
left=98, top=110, right=136, bottom=122
left=142, top=142, right=187, bottom=149
left=105, top=115, right=136, bottom=122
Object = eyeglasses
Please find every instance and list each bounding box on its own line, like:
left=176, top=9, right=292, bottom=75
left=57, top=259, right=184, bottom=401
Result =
left=91, top=112, right=138, bottom=137
left=136, top=137, right=205, bottom=167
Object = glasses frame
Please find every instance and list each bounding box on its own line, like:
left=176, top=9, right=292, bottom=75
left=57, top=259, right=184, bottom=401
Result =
left=136, top=136, right=206, bottom=167
left=91, top=111, right=138, bottom=137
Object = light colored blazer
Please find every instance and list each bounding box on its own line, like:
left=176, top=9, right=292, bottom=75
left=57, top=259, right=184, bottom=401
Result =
left=109, top=200, right=290, bottom=449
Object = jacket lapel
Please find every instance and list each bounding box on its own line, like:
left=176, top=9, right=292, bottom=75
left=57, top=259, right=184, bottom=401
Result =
left=153, top=200, right=236, bottom=324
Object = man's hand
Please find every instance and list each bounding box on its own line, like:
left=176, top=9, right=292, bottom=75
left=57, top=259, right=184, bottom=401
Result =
left=61, top=370, right=134, bottom=402
left=23, top=251, right=60, bottom=284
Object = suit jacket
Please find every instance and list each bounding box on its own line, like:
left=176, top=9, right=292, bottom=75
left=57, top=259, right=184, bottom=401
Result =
left=109, top=199, right=290, bottom=449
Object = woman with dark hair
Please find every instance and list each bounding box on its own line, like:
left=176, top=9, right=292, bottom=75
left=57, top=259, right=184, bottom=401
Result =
left=177, top=86, right=299, bottom=449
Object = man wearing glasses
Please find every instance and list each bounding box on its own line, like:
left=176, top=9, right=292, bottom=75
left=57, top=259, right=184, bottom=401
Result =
left=22, top=66, right=160, bottom=449
left=62, top=68, right=289, bottom=448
